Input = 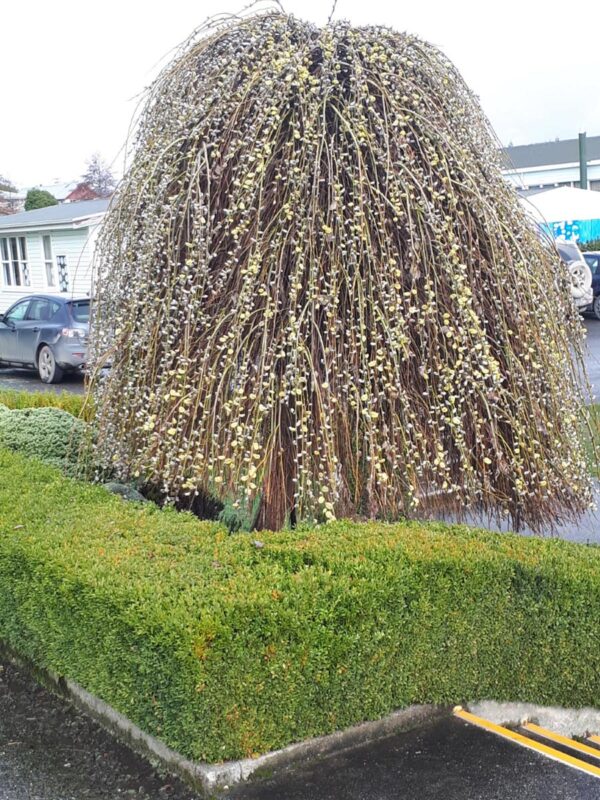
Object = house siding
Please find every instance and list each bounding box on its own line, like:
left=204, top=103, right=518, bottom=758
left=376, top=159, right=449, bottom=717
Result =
left=0, top=223, right=100, bottom=312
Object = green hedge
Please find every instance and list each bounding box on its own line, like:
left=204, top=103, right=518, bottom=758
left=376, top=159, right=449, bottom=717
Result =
left=0, top=448, right=599, bottom=762
left=0, top=389, right=90, bottom=419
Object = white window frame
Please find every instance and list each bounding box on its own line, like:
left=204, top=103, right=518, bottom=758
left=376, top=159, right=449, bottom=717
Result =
left=0, top=238, right=9, bottom=286
left=42, top=234, right=57, bottom=288
left=0, top=236, right=30, bottom=287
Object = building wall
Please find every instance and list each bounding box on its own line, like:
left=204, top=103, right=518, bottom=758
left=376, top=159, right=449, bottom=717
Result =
left=503, top=161, right=600, bottom=194
left=0, top=224, right=98, bottom=312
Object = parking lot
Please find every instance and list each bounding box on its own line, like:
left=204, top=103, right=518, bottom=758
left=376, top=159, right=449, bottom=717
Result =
left=2, top=317, right=600, bottom=399
left=0, top=366, right=85, bottom=395
left=584, top=317, right=600, bottom=399
left=1, top=659, right=599, bottom=800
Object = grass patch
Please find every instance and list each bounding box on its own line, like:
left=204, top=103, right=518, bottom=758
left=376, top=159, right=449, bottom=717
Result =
left=0, top=389, right=91, bottom=419
left=0, top=448, right=599, bottom=762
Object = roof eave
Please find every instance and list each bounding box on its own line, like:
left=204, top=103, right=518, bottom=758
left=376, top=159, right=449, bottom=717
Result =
left=0, top=212, right=106, bottom=233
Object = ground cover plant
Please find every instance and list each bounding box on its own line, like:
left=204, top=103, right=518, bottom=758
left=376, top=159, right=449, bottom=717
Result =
left=0, top=448, right=599, bottom=762
left=0, top=405, right=86, bottom=476
left=89, top=11, right=591, bottom=531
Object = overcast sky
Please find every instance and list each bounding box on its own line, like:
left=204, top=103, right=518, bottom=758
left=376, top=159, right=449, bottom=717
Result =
left=2, top=0, right=600, bottom=188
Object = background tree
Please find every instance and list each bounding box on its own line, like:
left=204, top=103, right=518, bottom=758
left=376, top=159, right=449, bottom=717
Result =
left=24, top=188, right=57, bottom=211
left=81, top=154, right=116, bottom=198
left=89, top=13, right=591, bottom=532
left=0, top=174, right=16, bottom=193
left=0, top=174, right=18, bottom=215
left=581, top=239, right=600, bottom=252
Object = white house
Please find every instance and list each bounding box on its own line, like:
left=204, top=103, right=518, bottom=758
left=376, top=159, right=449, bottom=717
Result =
left=501, top=135, right=600, bottom=196
left=0, top=199, right=109, bottom=313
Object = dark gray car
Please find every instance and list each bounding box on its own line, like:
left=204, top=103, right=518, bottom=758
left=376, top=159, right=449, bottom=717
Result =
left=0, top=295, right=89, bottom=384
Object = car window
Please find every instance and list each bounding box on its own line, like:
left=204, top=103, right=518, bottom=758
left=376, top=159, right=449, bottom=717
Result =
left=27, top=299, right=62, bottom=322
left=68, top=300, right=90, bottom=323
left=584, top=254, right=600, bottom=271
left=556, top=241, right=582, bottom=264
left=5, top=300, right=30, bottom=322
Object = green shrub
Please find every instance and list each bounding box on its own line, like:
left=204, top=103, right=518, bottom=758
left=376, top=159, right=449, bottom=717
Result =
left=0, top=448, right=599, bottom=763
left=0, top=408, right=85, bottom=475
left=0, top=389, right=91, bottom=419
left=581, top=238, right=600, bottom=252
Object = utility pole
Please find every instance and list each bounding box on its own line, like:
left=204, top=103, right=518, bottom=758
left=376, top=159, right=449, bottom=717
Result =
left=579, top=132, right=588, bottom=190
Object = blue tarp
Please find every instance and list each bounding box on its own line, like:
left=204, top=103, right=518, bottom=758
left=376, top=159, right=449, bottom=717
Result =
left=542, top=219, right=600, bottom=244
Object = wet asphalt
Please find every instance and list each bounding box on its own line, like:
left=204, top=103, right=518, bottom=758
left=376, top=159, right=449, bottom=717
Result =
left=228, top=715, right=600, bottom=800
left=585, top=316, right=600, bottom=400
left=0, top=367, right=85, bottom=395
left=0, top=661, right=197, bottom=800
left=1, top=658, right=599, bottom=800
left=2, top=321, right=600, bottom=798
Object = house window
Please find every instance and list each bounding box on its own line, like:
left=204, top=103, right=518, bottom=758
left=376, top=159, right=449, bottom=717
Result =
left=42, top=235, right=56, bottom=287
left=56, top=255, right=69, bottom=292
left=0, top=236, right=29, bottom=287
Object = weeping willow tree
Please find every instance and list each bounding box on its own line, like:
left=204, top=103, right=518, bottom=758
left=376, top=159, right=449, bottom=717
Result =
left=88, top=10, right=592, bottom=531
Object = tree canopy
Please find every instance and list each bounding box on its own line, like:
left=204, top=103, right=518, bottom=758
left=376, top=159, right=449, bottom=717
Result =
left=89, top=13, right=591, bottom=532
left=24, top=188, right=58, bottom=211
left=81, top=154, right=116, bottom=198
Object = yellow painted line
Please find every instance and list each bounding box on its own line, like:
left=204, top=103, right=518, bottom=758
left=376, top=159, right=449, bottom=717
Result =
left=523, top=722, right=600, bottom=760
left=453, top=708, right=600, bottom=778
left=589, top=735, right=600, bottom=745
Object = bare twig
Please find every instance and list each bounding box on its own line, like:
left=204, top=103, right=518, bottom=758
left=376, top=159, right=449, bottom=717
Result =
left=327, top=0, right=338, bottom=24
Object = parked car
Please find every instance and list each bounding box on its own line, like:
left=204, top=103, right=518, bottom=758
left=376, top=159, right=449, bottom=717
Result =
left=555, top=240, right=593, bottom=312
left=583, top=250, right=600, bottom=319
left=0, top=295, right=89, bottom=384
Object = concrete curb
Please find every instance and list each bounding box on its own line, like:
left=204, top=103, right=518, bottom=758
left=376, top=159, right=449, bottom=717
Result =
left=467, top=701, right=600, bottom=738
left=0, top=643, right=447, bottom=795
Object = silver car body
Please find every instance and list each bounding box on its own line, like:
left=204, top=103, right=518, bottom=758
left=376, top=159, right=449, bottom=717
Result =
left=0, top=294, right=89, bottom=372
left=555, top=240, right=593, bottom=310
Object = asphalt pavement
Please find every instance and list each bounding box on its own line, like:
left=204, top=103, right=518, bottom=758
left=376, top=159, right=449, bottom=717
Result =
left=0, top=367, right=85, bottom=395
left=0, top=662, right=196, bottom=800
left=228, top=715, right=600, bottom=800
left=584, top=316, right=600, bottom=400
left=1, top=659, right=598, bottom=800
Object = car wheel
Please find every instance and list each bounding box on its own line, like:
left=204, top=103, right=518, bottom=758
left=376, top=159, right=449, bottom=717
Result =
left=569, top=260, right=593, bottom=302
left=38, top=345, right=64, bottom=384
left=593, top=296, right=600, bottom=321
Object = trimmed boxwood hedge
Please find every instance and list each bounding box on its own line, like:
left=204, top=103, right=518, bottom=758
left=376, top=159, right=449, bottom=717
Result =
left=0, top=447, right=599, bottom=763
